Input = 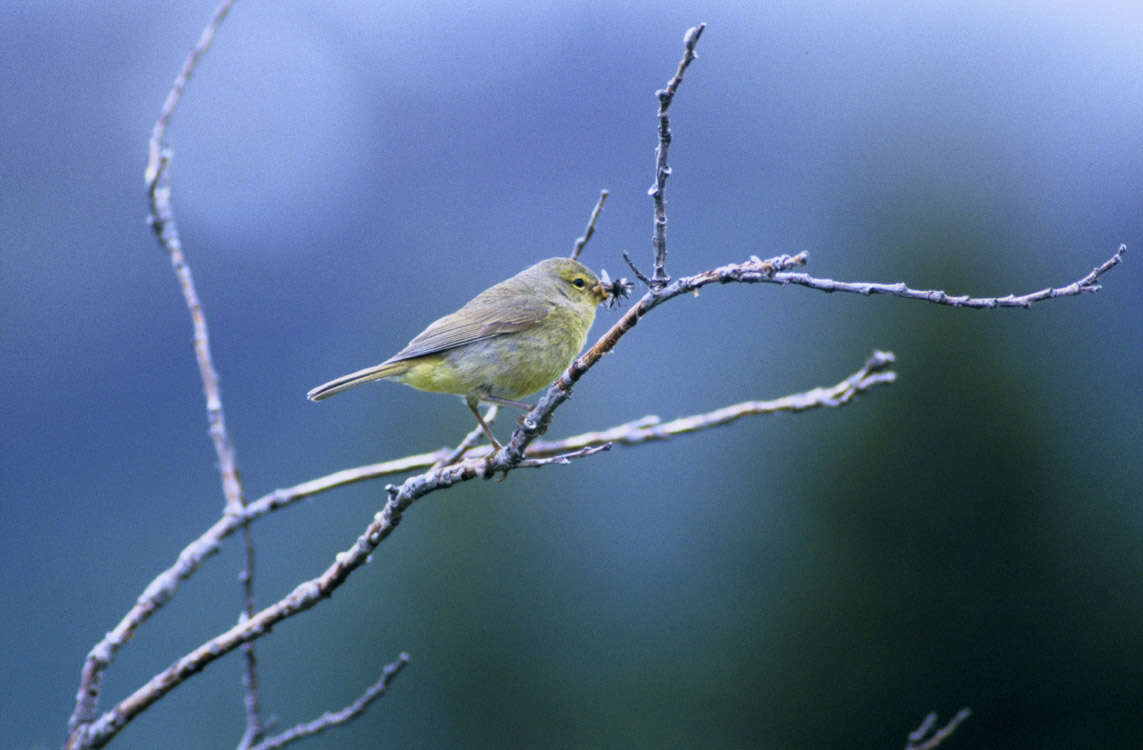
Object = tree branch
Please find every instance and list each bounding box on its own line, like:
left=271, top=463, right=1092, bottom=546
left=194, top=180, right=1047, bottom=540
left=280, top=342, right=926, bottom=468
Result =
left=144, top=1, right=268, bottom=743
left=69, top=1, right=266, bottom=748
left=144, top=0, right=235, bottom=188
left=528, top=349, right=896, bottom=453
left=906, top=708, right=972, bottom=750
left=571, top=189, right=609, bottom=261
left=771, top=244, right=1124, bottom=308
left=247, top=654, right=410, bottom=750
left=648, top=23, right=706, bottom=286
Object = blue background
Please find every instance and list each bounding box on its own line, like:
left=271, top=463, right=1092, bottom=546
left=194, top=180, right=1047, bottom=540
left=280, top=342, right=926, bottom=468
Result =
left=3, top=2, right=1141, bottom=748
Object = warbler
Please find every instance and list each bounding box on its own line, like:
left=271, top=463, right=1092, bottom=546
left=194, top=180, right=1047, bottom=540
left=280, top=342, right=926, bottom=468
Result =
left=307, top=257, right=610, bottom=447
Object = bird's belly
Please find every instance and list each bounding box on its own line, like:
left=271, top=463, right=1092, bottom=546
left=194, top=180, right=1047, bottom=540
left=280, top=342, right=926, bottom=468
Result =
left=417, top=333, right=579, bottom=400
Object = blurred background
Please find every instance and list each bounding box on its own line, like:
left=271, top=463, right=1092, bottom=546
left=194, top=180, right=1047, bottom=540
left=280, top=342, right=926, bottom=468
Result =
left=3, top=1, right=1141, bottom=748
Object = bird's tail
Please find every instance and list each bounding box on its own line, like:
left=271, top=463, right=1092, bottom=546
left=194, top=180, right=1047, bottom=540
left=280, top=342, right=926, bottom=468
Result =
left=307, top=361, right=405, bottom=401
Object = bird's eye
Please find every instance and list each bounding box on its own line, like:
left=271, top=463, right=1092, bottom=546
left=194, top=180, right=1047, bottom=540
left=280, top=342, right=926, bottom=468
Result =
left=572, top=277, right=586, bottom=288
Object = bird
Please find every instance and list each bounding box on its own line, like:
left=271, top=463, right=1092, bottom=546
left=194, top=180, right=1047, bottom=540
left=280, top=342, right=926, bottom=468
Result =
left=307, top=257, right=610, bottom=448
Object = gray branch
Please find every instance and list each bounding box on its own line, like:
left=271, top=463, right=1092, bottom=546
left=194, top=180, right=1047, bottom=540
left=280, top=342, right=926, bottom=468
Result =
left=69, top=1, right=265, bottom=748
left=247, top=654, right=409, bottom=750
left=571, top=189, right=609, bottom=261
left=648, top=23, right=706, bottom=286
left=528, top=350, right=896, bottom=454
left=906, top=708, right=972, bottom=750
left=771, top=245, right=1125, bottom=308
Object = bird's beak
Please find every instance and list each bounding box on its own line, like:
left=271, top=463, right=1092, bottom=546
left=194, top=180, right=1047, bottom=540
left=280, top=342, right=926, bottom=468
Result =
left=593, top=269, right=612, bottom=303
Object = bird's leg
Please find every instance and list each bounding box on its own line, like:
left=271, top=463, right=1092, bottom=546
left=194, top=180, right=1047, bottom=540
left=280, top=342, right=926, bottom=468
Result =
left=469, top=392, right=540, bottom=448
left=466, top=396, right=503, bottom=450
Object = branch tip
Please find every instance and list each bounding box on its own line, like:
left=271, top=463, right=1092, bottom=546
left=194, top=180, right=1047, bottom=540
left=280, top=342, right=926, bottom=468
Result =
left=247, top=652, right=411, bottom=750
left=571, top=189, right=610, bottom=261
left=906, top=708, right=972, bottom=750
left=649, top=23, right=707, bottom=287
left=622, top=250, right=653, bottom=287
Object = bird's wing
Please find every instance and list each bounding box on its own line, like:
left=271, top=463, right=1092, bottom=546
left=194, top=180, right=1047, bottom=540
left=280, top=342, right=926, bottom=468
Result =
left=384, top=296, right=547, bottom=363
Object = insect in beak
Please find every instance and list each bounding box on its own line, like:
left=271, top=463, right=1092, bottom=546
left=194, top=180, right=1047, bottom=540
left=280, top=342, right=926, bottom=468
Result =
left=599, top=268, right=634, bottom=308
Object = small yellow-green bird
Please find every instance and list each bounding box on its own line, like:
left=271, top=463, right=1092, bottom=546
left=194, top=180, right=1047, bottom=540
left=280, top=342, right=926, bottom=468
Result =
left=307, top=257, right=610, bottom=447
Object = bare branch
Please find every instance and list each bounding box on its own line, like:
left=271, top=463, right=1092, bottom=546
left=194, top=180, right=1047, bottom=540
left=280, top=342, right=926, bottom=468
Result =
left=648, top=23, right=706, bottom=286
left=571, top=190, right=609, bottom=261
left=235, top=576, right=264, bottom=748
left=144, top=0, right=235, bottom=188
left=142, top=2, right=266, bottom=743
left=515, top=443, right=613, bottom=468
left=247, top=654, right=410, bottom=750
left=528, top=350, right=896, bottom=454
left=146, top=162, right=248, bottom=515
left=143, top=2, right=266, bottom=743
left=65, top=348, right=883, bottom=730
left=773, top=244, right=1125, bottom=308
left=621, top=249, right=653, bottom=287
left=433, top=405, right=499, bottom=468
left=906, top=708, right=972, bottom=750
left=70, top=2, right=265, bottom=748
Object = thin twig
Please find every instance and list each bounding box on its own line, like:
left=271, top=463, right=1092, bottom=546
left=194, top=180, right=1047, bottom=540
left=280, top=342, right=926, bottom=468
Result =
left=236, top=544, right=263, bottom=748
left=433, top=405, right=498, bottom=468
left=143, top=2, right=264, bottom=744
left=69, top=2, right=263, bottom=749
left=515, top=443, right=613, bottom=468
left=145, top=3, right=265, bottom=743
left=571, top=190, right=609, bottom=261
left=528, top=350, right=896, bottom=453
left=906, top=708, right=972, bottom=750
left=70, top=1, right=246, bottom=745
left=772, top=244, right=1125, bottom=308
left=621, top=249, right=652, bottom=287
left=145, top=0, right=235, bottom=188
left=248, top=654, right=410, bottom=750
left=146, top=161, right=248, bottom=515
left=648, top=23, right=705, bottom=286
